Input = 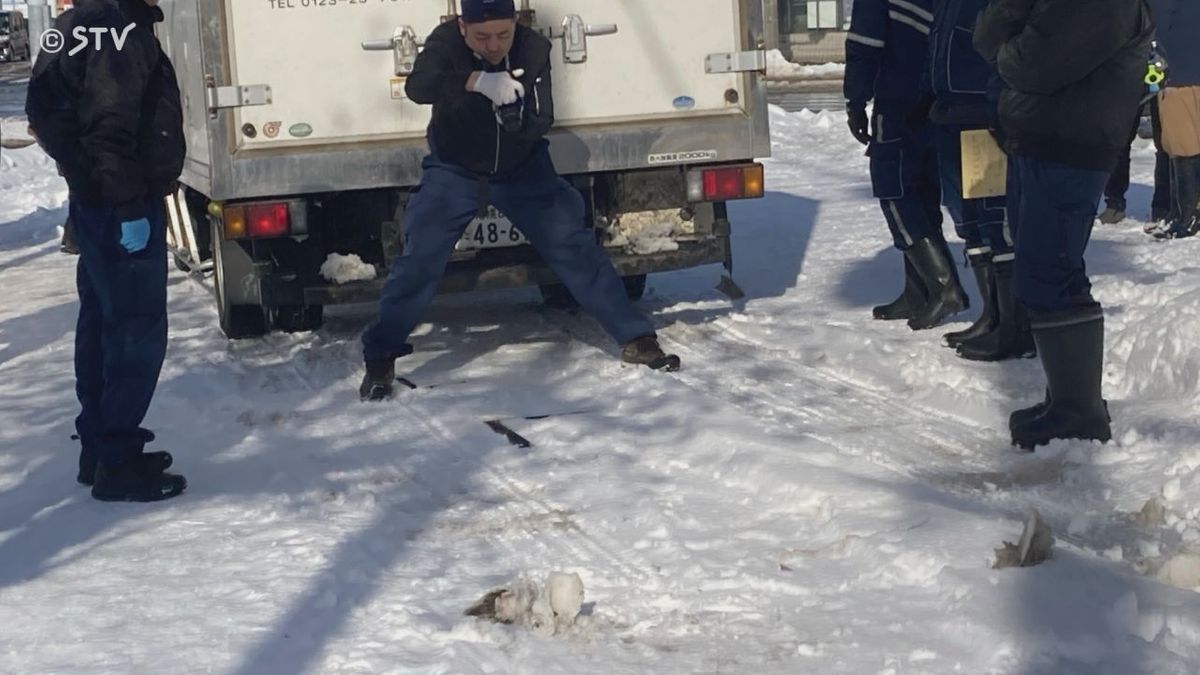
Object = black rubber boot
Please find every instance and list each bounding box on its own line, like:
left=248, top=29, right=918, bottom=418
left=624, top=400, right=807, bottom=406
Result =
left=1009, top=390, right=1050, bottom=434
left=905, top=237, right=969, bottom=331
left=92, top=462, right=187, bottom=502
left=944, top=249, right=997, bottom=348
left=1011, top=305, right=1112, bottom=451
left=621, top=335, right=681, bottom=372
left=359, top=358, right=397, bottom=402
left=873, top=257, right=927, bottom=321
left=1156, top=156, right=1200, bottom=240
left=955, top=259, right=1035, bottom=361
left=1010, top=389, right=1110, bottom=435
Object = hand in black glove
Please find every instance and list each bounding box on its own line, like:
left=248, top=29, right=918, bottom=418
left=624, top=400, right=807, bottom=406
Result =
left=847, top=105, right=871, bottom=146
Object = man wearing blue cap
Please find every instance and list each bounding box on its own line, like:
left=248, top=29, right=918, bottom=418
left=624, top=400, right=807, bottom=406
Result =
left=359, top=0, right=680, bottom=401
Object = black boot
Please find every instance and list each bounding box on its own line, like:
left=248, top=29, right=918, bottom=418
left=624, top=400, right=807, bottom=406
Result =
left=955, top=259, right=1036, bottom=361
left=359, top=358, right=397, bottom=401
left=1009, top=389, right=1050, bottom=434
left=78, top=449, right=173, bottom=486
left=1009, top=389, right=1110, bottom=435
left=944, top=249, right=997, bottom=348
left=1011, top=305, right=1111, bottom=450
left=76, top=429, right=171, bottom=486
left=873, top=257, right=927, bottom=321
left=905, top=237, right=969, bottom=331
left=92, top=461, right=187, bottom=502
left=1155, top=156, right=1200, bottom=240
left=621, top=335, right=681, bottom=372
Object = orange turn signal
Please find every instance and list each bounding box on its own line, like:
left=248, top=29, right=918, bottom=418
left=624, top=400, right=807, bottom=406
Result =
left=223, top=205, right=247, bottom=240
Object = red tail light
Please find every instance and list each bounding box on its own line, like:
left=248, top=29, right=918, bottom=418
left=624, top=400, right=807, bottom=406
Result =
left=246, top=203, right=290, bottom=238
left=703, top=167, right=745, bottom=201
left=687, top=163, right=766, bottom=202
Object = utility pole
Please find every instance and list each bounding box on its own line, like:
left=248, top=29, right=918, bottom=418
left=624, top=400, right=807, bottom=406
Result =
left=27, top=1, right=51, bottom=60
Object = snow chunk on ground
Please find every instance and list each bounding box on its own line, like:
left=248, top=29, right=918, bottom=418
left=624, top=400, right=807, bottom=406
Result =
left=464, top=571, right=585, bottom=637
left=319, top=253, right=377, bottom=285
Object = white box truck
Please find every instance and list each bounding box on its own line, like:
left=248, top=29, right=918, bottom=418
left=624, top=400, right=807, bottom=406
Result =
left=157, top=0, right=771, bottom=338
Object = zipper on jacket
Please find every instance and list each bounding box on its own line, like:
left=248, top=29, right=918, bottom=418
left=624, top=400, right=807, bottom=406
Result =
left=492, top=55, right=511, bottom=176
left=493, top=118, right=501, bottom=175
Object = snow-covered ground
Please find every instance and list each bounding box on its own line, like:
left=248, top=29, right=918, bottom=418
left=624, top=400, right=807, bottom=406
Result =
left=3, top=106, right=1200, bottom=674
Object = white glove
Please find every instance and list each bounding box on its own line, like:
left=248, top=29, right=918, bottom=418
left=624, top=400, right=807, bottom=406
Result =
left=471, top=68, right=526, bottom=106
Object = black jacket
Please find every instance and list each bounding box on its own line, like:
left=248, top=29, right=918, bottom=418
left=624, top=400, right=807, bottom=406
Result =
left=975, top=0, right=1153, bottom=171
left=26, top=0, right=184, bottom=221
left=407, top=21, right=554, bottom=177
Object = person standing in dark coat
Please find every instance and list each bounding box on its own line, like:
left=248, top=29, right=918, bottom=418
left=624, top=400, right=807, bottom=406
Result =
left=976, top=0, right=1153, bottom=450
left=927, top=0, right=1030, bottom=362
left=844, top=0, right=969, bottom=331
left=1149, top=0, right=1200, bottom=239
left=358, top=0, right=679, bottom=402
left=1099, top=99, right=1170, bottom=225
left=25, top=0, right=188, bottom=501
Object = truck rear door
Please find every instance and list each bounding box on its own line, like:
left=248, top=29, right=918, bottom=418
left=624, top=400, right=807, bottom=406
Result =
left=221, top=0, right=754, bottom=151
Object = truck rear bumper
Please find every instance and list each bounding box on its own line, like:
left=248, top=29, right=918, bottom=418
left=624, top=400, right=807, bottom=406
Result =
left=298, top=239, right=727, bottom=306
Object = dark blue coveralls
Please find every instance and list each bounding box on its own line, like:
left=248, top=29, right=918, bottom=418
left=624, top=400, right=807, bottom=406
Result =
left=845, top=0, right=943, bottom=251
left=927, top=0, right=1012, bottom=261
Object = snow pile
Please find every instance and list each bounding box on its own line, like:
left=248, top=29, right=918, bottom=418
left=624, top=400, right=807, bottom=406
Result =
left=765, top=50, right=845, bottom=80
left=0, top=116, right=35, bottom=149
left=1157, top=551, right=1200, bottom=590
left=606, top=210, right=681, bottom=255
left=319, top=253, right=377, bottom=285
left=1109, top=290, right=1200, bottom=402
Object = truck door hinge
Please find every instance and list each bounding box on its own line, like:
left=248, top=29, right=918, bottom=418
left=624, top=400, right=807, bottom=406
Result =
left=539, top=15, right=617, bottom=64
left=705, top=50, right=767, bottom=74
left=205, top=79, right=272, bottom=117
left=362, top=26, right=425, bottom=76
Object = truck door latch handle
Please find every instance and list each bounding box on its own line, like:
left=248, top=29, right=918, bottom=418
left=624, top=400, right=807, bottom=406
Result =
left=362, top=26, right=424, bottom=76
left=540, top=15, right=617, bottom=64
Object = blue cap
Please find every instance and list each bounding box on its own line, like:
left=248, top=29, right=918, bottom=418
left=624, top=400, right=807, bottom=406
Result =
left=460, top=0, right=516, bottom=23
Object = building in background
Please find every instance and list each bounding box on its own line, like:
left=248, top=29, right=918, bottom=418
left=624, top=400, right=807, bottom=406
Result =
left=764, top=0, right=852, bottom=64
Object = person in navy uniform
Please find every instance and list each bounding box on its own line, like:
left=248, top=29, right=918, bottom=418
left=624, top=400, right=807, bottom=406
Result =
left=845, top=0, right=969, bottom=331
left=926, top=0, right=1030, bottom=361
left=358, top=0, right=679, bottom=402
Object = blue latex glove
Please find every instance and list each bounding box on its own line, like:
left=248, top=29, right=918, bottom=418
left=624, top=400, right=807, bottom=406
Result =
left=120, top=218, right=151, bottom=253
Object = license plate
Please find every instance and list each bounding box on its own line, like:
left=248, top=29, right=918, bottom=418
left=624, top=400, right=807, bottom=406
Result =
left=456, top=208, right=528, bottom=251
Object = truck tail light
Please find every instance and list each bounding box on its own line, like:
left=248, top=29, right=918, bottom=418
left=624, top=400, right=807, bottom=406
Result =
left=247, top=203, right=291, bottom=238
left=687, top=163, right=765, bottom=202
left=221, top=202, right=296, bottom=240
